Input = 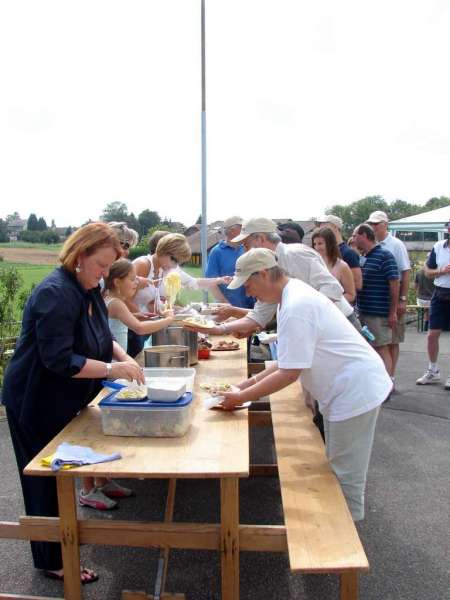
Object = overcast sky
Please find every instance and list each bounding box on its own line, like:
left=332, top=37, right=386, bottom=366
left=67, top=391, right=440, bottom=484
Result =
left=1, top=0, right=450, bottom=228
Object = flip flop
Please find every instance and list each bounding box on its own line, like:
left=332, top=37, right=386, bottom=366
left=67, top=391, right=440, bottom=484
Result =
left=44, top=567, right=99, bottom=585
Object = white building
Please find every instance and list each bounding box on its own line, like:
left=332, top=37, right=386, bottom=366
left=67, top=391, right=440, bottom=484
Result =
left=389, top=206, right=450, bottom=251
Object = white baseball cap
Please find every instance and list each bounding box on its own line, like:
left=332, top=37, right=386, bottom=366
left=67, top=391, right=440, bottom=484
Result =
left=316, top=214, right=343, bottom=229
left=230, top=217, right=278, bottom=243
left=367, top=210, right=389, bottom=223
left=223, top=215, right=244, bottom=229
left=227, top=248, right=278, bottom=289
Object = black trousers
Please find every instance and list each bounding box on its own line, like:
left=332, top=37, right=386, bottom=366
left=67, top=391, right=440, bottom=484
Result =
left=6, top=407, right=63, bottom=570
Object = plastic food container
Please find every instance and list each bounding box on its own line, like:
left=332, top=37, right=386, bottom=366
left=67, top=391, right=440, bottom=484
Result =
left=143, top=367, right=196, bottom=393
left=99, top=392, right=193, bottom=437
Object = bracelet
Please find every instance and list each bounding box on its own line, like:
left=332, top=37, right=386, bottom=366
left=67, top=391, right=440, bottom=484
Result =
left=105, top=363, right=112, bottom=378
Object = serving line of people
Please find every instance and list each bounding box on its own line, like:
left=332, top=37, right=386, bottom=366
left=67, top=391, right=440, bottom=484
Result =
left=195, top=217, right=352, bottom=338
left=196, top=248, right=392, bottom=522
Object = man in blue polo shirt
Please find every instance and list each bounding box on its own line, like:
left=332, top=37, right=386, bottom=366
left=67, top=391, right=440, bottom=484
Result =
left=205, top=216, right=255, bottom=309
left=352, top=223, right=399, bottom=375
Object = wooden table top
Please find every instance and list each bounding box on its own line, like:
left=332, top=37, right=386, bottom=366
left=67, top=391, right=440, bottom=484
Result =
left=24, top=339, right=249, bottom=479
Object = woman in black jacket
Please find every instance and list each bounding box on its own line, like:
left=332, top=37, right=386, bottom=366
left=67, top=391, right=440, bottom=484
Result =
left=2, top=222, right=144, bottom=584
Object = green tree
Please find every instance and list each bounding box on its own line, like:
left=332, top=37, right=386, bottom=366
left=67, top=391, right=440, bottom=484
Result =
left=388, top=199, right=423, bottom=221
left=0, top=219, right=9, bottom=242
left=65, top=226, right=74, bottom=237
left=424, top=196, right=450, bottom=211
left=138, top=210, right=161, bottom=235
left=326, top=195, right=389, bottom=236
left=37, top=217, right=47, bottom=231
left=27, top=213, right=39, bottom=231
left=101, top=201, right=129, bottom=222
left=127, top=212, right=140, bottom=234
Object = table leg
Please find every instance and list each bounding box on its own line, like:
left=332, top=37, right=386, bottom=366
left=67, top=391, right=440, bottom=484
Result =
left=56, top=476, right=82, bottom=600
left=220, top=477, right=239, bottom=600
left=340, top=571, right=359, bottom=600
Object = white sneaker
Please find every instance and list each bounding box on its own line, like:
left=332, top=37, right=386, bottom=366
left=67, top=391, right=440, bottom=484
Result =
left=445, top=376, right=450, bottom=390
left=416, top=369, right=441, bottom=385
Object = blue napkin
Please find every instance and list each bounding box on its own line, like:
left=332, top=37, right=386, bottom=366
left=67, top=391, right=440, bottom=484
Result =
left=50, top=442, right=122, bottom=472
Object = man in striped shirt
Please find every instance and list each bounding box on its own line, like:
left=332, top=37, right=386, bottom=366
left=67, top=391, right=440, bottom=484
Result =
left=352, top=224, right=400, bottom=375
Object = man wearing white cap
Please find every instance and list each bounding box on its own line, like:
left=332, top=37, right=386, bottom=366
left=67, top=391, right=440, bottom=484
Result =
left=220, top=248, right=392, bottom=521
left=366, top=210, right=411, bottom=384
left=317, top=214, right=362, bottom=291
left=197, top=217, right=347, bottom=337
left=205, top=216, right=255, bottom=309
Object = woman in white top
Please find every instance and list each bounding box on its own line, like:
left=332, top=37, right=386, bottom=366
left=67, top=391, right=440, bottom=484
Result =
left=133, top=233, right=231, bottom=313
left=312, top=227, right=356, bottom=304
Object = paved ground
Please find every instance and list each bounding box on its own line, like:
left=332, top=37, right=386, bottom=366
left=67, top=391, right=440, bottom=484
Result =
left=0, top=324, right=449, bottom=600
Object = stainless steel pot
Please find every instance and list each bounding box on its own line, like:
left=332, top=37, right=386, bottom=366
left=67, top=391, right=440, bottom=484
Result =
left=152, top=325, right=198, bottom=365
left=144, top=345, right=190, bottom=368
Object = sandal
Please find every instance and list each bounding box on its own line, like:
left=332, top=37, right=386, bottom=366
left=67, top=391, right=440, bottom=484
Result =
left=44, top=567, right=99, bottom=585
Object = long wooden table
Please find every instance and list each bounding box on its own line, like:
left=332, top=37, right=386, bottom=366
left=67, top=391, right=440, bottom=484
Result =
left=22, top=340, right=249, bottom=600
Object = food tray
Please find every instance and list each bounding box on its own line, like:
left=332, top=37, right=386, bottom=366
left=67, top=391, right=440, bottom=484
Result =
left=143, top=367, right=196, bottom=393
left=99, top=391, right=193, bottom=437
left=147, top=379, right=186, bottom=401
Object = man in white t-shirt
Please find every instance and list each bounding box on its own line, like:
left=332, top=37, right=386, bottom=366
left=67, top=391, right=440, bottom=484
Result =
left=221, top=248, right=392, bottom=521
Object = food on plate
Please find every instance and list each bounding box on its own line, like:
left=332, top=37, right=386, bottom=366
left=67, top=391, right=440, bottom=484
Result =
left=200, top=382, right=232, bottom=394
left=212, top=340, right=239, bottom=351
left=164, top=271, right=182, bottom=308
left=181, top=315, right=215, bottom=328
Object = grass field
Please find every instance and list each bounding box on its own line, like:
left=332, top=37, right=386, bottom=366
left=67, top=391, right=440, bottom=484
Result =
left=0, top=242, right=62, bottom=251
left=0, top=261, right=207, bottom=319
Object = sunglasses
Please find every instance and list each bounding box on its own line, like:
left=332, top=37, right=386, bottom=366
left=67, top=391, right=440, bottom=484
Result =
left=121, top=242, right=130, bottom=250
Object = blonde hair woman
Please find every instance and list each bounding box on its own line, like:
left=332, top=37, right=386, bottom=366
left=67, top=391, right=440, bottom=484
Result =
left=133, top=233, right=231, bottom=313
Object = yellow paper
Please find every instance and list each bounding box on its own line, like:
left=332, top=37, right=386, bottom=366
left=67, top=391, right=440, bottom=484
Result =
left=40, top=454, right=75, bottom=470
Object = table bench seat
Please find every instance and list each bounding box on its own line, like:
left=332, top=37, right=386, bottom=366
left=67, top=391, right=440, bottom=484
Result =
left=269, top=381, right=369, bottom=598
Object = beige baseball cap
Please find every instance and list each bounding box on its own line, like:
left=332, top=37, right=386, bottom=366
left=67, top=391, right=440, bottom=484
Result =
left=228, top=248, right=278, bottom=289
left=316, top=214, right=343, bottom=229
left=223, top=215, right=244, bottom=229
left=230, top=217, right=278, bottom=243
left=367, top=210, right=389, bottom=223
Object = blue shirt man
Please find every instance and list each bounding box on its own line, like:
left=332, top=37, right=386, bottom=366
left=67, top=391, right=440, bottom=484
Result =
left=205, top=216, right=255, bottom=308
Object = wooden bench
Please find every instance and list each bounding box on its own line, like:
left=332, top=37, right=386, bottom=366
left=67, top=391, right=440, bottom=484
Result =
left=268, top=381, right=369, bottom=599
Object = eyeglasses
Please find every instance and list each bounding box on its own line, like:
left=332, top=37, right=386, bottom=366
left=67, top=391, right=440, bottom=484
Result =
left=121, top=242, right=130, bottom=250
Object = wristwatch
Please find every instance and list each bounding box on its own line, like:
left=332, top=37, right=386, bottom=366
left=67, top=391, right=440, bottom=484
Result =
left=399, top=296, right=407, bottom=302
left=105, top=363, right=113, bottom=378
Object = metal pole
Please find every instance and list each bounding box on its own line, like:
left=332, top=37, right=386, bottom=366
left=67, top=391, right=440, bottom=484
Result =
left=201, top=0, right=208, bottom=302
